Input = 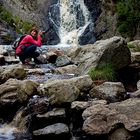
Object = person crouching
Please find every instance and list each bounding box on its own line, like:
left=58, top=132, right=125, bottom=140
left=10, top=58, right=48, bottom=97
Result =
left=16, top=27, right=43, bottom=64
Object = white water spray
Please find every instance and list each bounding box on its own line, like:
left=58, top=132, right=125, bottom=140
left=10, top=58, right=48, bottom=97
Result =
left=0, top=124, right=17, bottom=140
left=59, top=0, right=90, bottom=45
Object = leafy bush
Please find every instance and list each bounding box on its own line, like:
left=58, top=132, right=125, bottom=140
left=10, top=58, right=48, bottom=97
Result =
left=0, top=6, right=13, bottom=25
left=88, top=63, right=115, bottom=81
left=22, top=21, right=33, bottom=33
left=0, top=5, right=34, bottom=34
left=116, top=0, right=140, bottom=39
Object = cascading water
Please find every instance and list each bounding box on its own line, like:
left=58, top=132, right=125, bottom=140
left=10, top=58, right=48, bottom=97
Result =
left=0, top=124, right=17, bottom=140
left=59, top=0, right=90, bottom=45
left=48, top=0, right=92, bottom=46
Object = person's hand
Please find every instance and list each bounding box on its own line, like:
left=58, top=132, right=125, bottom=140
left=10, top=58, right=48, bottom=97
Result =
left=38, top=30, right=43, bottom=36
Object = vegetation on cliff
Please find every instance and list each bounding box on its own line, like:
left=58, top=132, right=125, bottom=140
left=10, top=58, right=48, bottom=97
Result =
left=116, top=0, right=140, bottom=39
left=0, top=3, right=34, bottom=34
left=88, top=63, right=115, bottom=82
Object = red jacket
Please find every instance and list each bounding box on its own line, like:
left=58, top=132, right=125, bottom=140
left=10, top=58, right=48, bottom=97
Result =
left=16, top=34, right=42, bottom=54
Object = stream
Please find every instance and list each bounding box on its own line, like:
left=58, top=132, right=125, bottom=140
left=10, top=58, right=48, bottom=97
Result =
left=0, top=0, right=92, bottom=139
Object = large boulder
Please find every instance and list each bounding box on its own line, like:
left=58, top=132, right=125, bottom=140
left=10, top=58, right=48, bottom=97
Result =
left=73, top=36, right=131, bottom=75
left=0, top=78, right=39, bottom=104
left=38, top=75, right=93, bottom=105
left=94, top=0, right=118, bottom=40
left=0, top=64, right=26, bottom=84
left=82, top=98, right=140, bottom=137
left=33, top=123, right=70, bottom=139
left=89, top=82, right=126, bottom=103
left=38, top=79, right=80, bottom=105
left=0, top=45, right=8, bottom=55
left=0, top=78, right=39, bottom=120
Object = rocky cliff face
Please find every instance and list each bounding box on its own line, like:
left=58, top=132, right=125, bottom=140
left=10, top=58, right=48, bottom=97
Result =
left=1, top=0, right=56, bottom=28
left=0, top=0, right=59, bottom=44
left=94, top=0, right=118, bottom=40
left=0, top=0, right=138, bottom=45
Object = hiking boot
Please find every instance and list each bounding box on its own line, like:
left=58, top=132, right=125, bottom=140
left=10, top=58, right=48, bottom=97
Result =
left=21, top=58, right=31, bottom=64
left=34, top=58, right=43, bottom=64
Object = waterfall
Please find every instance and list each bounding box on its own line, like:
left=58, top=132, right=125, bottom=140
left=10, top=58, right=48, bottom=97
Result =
left=48, top=0, right=91, bottom=46
left=59, top=0, right=90, bottom=45
left=0, top=124, right=17, bottom=140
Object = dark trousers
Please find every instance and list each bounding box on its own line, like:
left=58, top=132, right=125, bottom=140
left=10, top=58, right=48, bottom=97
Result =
left=18, top=45, right=39, bottom=64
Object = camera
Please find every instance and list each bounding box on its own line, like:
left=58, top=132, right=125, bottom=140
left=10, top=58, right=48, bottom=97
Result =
left=42, top=31, right=46, bottom=34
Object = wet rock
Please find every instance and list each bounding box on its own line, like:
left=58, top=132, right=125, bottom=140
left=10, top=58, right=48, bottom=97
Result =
left=48, top=48, right=64, bottom=56
left=137, top=80, right=140, bottom=90
left=131, top=52, right=140, bottom=63
left=82, top=98, right=140, bottom=136
left=71, top=100, right=107, bottom=111
left=33, top=123, right=70, bottom=139
left=0, top=45, right=8, bottom=55
left=39, top=79, right=80, bottom=105
left=10, top=108, right=32, bottom=133
left=34, top=108, right=67, bottom=128
left=27, top=96, right=49, bottom=115
left=73, top=36, right=131, bottom=75
left=0, top=78, right=39, bottom=104
left=0, top=79, right=23, bottom=120
left=55, top=55, right=72, bottom=67
left=10, top=96, right=49, bottom=132
left=0, top=64, right=26, bottom=83
left=26, top=68, right=45, bottom=75
left=52, top=64, right=78, bottom=74
left=67, top=75, right=93, bottom=92
left=41, top=51, right=58, bottom=64
left=38, top=75, right=93, bottom=105
left=127, top=89, right=140, bottom=98
left=17, top=80, right=39, bottom=102
left=108, top=127, right=132, bottom=140
left=89, top=82, right=126, bottom=103
left=4, top=56, right=20, bottom=64
left=37, top=108, right=66, bottom=120
left=0, top=55, right=5, bottom=65
left=0, top=79, right=22, bottom=100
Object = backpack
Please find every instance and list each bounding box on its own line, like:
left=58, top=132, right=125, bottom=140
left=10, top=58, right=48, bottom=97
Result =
left=12, top=35, right=26, bottom=50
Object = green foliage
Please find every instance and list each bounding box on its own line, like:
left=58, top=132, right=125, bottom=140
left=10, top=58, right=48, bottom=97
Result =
left=128, top=43, right=140, bottom=52
left=0, top=6, right=13, bottom=26
left=0, top=5, right=35, bottom=34
left=127, top=43, right=135, bottom=48
left=88, top=63, right=115, bottom=81
left=2, top=33, right=13, bottom=44
left=14, top=16, right=35, bottom=34
left=116, top=0, right=140, bottom=39
left=22, top=21, right=33, bottom=33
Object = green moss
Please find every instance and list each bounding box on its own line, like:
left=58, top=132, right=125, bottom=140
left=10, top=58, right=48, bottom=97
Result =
left=127, top=44, right=135, bottom=49
left=128, top=43, right=140, bottom=52
left=88, top=63, right=115, bottom=81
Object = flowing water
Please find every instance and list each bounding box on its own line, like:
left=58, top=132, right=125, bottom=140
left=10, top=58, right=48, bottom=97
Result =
left=49, top=0, right=91, bottom=45
left=59, top=0, right=90, bottom=44
left=1, top=0, right=91, bottom=139
left=26, top=64, right=75, bottom=83
left=0, top=124, right=17, bottom=140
